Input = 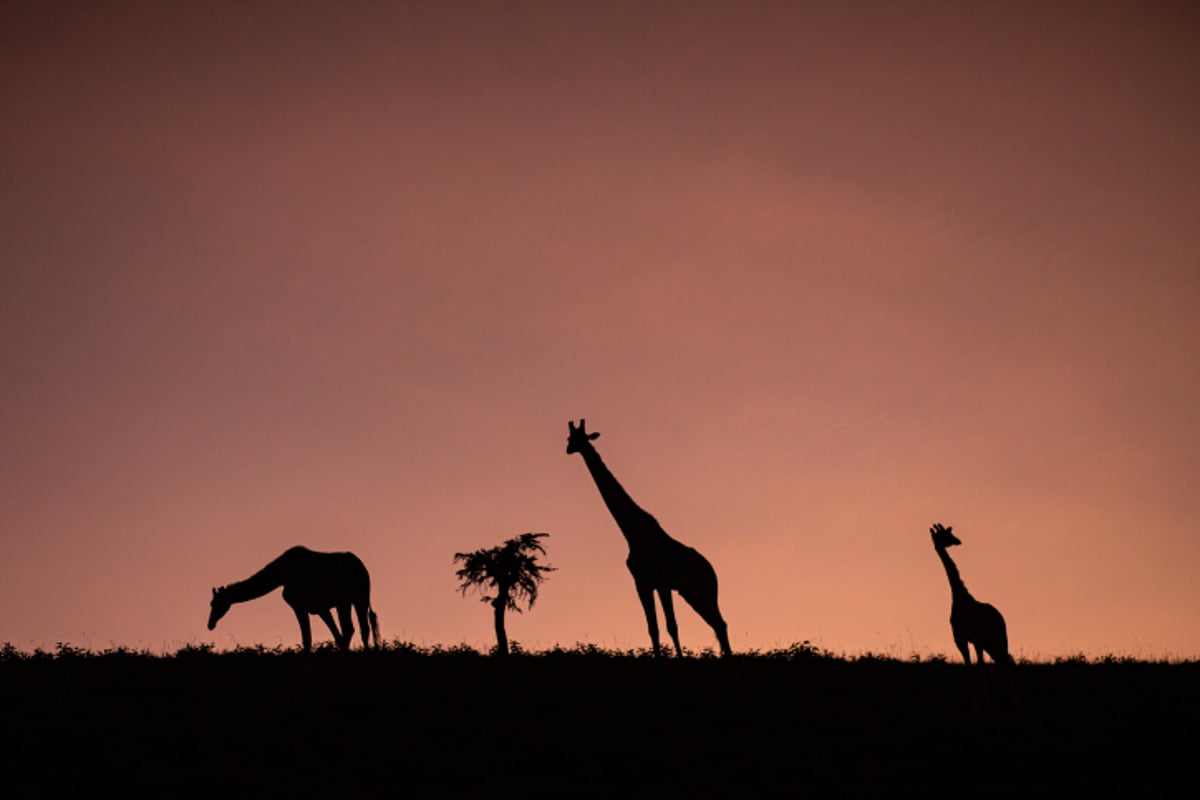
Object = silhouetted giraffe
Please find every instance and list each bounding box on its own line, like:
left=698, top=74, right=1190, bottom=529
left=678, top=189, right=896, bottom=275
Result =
left=567, top=419, right=732, bottom=657
left=208, top=546, right=380, bottom=651
left=930, top=522, right=1018, bottom=710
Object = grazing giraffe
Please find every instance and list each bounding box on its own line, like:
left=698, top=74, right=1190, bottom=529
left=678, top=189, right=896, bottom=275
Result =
left=208, top=546, right=380, bottom=651
left=566, top=419, right=732, bottom=657
left=930, top=522, right=1019, bottom=710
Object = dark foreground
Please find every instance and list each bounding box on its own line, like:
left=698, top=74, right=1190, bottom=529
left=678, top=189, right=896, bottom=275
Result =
left=2, top=643, right=1196, bottom=796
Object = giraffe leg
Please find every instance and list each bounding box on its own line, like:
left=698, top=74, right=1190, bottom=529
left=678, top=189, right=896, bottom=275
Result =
left=336, top=604, right=356, bottom=650
left=317, top=609, right=343, bottom=648
left=954, top=634, right=979, bottom=712
left=993, top=651, right=1021, bottom=713
left=992, top=627, right=1021, bottom=713
left=1006, top=660, right=1023, bottom=714
left=293, top=607, right=313, bottom=652
left=975, top=644, right=994, bottom=710
left=684, top=593, right=732, bottom=657
left=658, top=588, right=683, bottom=657
left=355, top=602, right=371, bottom=649
left=634, top=579, right=661, bottom=656
left=955, top=634, right=971, bottom=665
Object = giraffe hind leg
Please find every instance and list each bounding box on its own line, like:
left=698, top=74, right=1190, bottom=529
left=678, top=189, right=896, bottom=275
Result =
left=317, top=609, right=344, bottom=649
left=1005, top=659, right=1022, bottom=713
left=336, top=604, right=355, bottom=650
left=987, top=644, right=1021, bottom=713
left=355, top=602, right=371, bottom=649
left=680, top=591, right=732, bottom=657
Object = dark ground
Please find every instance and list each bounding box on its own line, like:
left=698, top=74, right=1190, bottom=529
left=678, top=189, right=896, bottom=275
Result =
left=2, top=643, right=1196, bottom=796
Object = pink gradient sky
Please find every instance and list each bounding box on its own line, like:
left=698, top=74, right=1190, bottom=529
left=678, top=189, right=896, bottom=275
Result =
left=3, top=2, right=1197, bottom=659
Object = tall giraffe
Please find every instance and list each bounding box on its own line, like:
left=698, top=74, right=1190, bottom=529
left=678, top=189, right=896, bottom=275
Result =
left=566, top=419, right=732, bottom=657
left=208, top=546, right=380, bottom=651
left=930, top=522, right=1018, bottom=709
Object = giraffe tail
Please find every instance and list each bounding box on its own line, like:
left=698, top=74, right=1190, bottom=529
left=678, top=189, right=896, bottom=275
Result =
left=369, top=609, right=380, bottom=648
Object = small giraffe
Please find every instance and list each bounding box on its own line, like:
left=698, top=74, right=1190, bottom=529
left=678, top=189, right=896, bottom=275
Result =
left=930, top=522, right=1018, bottom=709
left=567, top=419, right=732, bottom=657
left=208, top=546, right=380, bottom=651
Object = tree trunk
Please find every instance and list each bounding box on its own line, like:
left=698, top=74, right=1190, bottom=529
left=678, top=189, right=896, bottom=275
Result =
left=492, top=596, right=508, bottom=657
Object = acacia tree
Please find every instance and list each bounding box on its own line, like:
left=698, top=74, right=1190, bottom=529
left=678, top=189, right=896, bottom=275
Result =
left=454, top=532, right=555, bottom=657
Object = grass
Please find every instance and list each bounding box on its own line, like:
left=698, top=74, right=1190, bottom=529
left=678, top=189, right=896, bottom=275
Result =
left=2, top=641, right=1196, bottom=796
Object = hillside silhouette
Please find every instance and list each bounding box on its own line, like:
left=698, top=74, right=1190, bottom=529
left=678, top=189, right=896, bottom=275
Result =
left=3, top=643, right=1195, bottom=795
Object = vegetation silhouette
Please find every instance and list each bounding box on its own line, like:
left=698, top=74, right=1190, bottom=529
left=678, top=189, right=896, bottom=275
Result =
left=208, top=545, right=379, bottom=651
left=566, top=419, right=732, bottom=657
left=3, top=642, right=1196, bottom=795
left=454, top=532, right=555, bottom=657
left=930, top=522, right=1019, bottom=711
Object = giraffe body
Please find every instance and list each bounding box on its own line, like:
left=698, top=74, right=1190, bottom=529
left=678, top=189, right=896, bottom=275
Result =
left=208, top=546, right=380, bottom=651
left=567, top=419, right=732, bottom=657
left=950, top=598, right=1010, bottom=665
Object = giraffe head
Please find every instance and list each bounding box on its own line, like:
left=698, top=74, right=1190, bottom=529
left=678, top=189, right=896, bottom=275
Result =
left=930, top=523, right=962, bottom=549
left=208, top=586, right=232, bottom=631
left=566, top=419, right=600, bottom=454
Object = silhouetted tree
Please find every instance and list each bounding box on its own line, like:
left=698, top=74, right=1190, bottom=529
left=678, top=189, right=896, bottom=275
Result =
left=454, top=532, right=554, bottom=657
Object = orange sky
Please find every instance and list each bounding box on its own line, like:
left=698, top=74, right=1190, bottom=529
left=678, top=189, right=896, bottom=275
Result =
left=3, top=1, right=1198, bottom=659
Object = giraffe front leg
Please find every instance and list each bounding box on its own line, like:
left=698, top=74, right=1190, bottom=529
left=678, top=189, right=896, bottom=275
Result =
left=658, top=588, right=683, bottom=657
left=954, top=633, right=971, bottom=665
left=634, top=580, right=661, bottom=657
left=974, top=644, right=994, bottom=711
left=293, top=607, right=313, bottom=653
left=954, top=633, right=979, bottom=712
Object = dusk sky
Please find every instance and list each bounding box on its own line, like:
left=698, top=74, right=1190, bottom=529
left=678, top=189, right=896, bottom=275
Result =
left=3, top=1, right=1197, bottom=659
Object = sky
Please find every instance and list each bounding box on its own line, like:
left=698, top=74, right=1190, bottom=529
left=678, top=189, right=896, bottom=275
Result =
left=2, top=1, right=1198, bottom=660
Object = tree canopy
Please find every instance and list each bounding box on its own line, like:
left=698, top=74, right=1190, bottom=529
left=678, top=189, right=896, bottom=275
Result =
left=454, top=532, right=555, bottom=613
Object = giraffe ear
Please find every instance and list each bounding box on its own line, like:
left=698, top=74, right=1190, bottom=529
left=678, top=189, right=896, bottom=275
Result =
left=589, top=432, right=600, bottom=441
left=212, top=587, right=217, bottom=597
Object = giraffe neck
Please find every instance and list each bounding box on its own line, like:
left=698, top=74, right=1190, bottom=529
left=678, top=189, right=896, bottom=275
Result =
left=222, top=549, right=297, bottom=604
left=576, top=444, right=661, bottom=548
left=935, top=546, right=974, bottom=602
